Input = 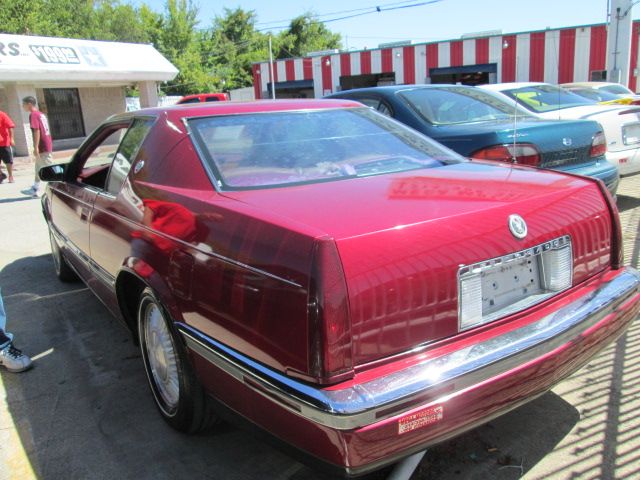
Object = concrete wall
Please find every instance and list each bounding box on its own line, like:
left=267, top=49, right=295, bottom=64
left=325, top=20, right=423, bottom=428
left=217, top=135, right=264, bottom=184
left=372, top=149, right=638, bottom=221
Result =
left=0, top=90, right=8, bottom=113
left=79, top=87, right=126, bottom=137
left=0, top=83, right=37, bottom=156
left=229, top=87, right=255, bottom=101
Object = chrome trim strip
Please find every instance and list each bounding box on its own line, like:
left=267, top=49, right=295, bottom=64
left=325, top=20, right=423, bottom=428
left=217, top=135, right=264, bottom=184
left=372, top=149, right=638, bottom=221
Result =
left=179, top=267, right=640, bottom=430
left=55, top=189, right=302, bottom=289
left=201, top=252, right=303, bottom=289
left=181, top=118, right=224, bottom=192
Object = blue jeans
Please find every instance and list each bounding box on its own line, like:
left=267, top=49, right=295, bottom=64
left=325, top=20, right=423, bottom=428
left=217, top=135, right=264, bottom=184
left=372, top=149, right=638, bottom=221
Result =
left=0, top=329, right=9, bottom=349
left=0, top=289, right=10, bottom=349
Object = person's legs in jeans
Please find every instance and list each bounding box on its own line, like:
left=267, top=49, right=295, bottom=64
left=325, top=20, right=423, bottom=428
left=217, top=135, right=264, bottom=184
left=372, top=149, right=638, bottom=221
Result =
left=32, top=151, right=53, bottom=194
left=0, top=328, right=10, bottom=350
left=0, top=289, right=32, bottom=372
left=0, top=146, right=11, bottom=183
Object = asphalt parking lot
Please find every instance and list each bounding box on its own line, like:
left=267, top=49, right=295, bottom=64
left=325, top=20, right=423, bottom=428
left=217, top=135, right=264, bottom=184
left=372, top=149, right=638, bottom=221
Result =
left=0, top=162, right=639, bottom=480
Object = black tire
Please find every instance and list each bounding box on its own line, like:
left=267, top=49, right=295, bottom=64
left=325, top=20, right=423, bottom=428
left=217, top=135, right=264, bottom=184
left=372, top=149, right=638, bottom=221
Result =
left=49, top=230, right=79, bottom=282
left=137, top=288, right=217, bottom=433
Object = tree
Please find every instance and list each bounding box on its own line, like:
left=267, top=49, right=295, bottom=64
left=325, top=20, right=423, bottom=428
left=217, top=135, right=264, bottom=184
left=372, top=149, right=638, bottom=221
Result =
left=153, top=0, right=213, bottom=95
left=0, top=1, right=343, bottom=94
left=203, top=8, right=268, bottom=90
left=276, top=13, right=342, bottom=58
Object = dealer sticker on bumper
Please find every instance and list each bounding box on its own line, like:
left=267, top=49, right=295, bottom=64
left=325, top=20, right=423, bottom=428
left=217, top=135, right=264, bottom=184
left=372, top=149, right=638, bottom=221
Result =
left=398, top=405, right=444, bottom=435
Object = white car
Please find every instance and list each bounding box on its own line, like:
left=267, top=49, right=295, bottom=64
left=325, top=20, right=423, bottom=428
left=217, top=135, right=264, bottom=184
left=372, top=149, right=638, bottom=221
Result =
left=565, top=81, right=640, bottom=102
left=481, top=82, right=640, bottom=175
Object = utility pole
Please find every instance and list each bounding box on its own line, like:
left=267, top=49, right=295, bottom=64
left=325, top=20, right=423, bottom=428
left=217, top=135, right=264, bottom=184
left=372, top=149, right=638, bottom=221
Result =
left=607, top=0, right=635, bottom=86
left=268, top=34, right=276, bottom=100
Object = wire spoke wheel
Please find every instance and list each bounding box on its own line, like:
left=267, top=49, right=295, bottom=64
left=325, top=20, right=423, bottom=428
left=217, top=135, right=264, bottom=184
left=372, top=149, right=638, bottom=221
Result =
left=142, top=302, right=180, bottom=412
left=137, top=289, right=217, bottom=432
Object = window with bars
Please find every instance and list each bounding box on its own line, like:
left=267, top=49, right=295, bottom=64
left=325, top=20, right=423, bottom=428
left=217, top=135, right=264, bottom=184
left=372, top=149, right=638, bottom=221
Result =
left=43, top=88, right=85, bottom=140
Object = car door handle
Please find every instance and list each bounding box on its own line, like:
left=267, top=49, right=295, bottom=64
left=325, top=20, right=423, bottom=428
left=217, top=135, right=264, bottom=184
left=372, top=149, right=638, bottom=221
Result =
left=80, top=207, right=91, bottom=222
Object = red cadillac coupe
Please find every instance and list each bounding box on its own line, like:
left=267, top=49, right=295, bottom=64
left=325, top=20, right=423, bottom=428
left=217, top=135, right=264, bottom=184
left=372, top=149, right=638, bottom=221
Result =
left=40, top=100, right=640, bottom=476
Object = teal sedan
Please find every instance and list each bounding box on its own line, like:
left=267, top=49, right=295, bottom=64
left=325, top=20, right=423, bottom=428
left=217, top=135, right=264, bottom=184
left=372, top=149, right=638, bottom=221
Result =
left=326, top=85, right=619, bottom=195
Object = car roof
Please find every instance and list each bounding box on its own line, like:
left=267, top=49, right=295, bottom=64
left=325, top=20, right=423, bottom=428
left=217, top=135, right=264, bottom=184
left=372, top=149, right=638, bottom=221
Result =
left=560, top=82, right=614, bottom=89
left=126, top=99, right=364, bottom=120
left=179, top=92, right=226, bottom=100
left=327, top=84, right=481, bottom=96
left=480, top=82, right=547, bottom=91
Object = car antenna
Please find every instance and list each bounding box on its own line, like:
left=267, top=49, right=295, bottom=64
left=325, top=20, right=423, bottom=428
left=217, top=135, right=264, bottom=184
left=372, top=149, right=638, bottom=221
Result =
left=512, top=56, right=519, bottom=164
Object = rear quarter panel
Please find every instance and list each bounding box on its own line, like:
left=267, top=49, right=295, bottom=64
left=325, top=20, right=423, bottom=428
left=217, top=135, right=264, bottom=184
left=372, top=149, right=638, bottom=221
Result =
left=113, top=118, right=323, bottom=379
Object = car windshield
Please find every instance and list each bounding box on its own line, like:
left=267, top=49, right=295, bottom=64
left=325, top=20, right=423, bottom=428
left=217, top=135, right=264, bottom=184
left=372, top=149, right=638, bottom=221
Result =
left=501, top=85, right=595, bottom=113
left=398, top=87, right=534, bottom=125
left=188, top=108, right=464, bottom=189
left=599, top=84, right=633, bottom=95
left=568, top=87, right=621, bottom=102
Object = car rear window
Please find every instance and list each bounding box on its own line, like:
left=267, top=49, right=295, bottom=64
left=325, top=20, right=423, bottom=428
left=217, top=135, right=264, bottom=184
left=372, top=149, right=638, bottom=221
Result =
left=398, top=87, right=533, bottom=125
left=188, top=107, right=464, bottom=190
left=600, top=84, right=633, bottom=95
left=567, top=87, right=620, bottom=102
left=501, top=85, right=594, bottom=113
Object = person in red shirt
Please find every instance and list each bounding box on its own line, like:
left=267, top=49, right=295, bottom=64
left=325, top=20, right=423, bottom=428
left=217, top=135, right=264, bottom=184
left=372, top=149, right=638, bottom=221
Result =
left=0, top=109, right=15, bottom=184
left=22, top=96, right=53, bottom=197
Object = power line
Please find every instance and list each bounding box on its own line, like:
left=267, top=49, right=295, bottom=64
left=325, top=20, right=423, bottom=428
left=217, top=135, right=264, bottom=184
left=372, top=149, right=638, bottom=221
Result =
left=256, top=0, right=445, bottom=32
left=254, top=0, right=423, bottom=26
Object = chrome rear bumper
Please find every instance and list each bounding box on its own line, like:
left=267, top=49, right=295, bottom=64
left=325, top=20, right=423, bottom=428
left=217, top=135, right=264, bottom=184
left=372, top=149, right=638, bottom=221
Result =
left=178, top=267, right=640, bottom=431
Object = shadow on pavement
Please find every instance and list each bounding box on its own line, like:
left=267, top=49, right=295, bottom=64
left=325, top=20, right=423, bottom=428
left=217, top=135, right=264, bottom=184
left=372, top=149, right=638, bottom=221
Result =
left=618, top=194, right=640, bottom=213
left=417, top=393, right=579, bottom=479
left=0, top=196, right=38, bottom=205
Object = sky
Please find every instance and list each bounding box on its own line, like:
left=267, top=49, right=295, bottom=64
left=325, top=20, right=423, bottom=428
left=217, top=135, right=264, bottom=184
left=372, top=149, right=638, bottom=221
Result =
left=139, top=0, right=617, bottom=51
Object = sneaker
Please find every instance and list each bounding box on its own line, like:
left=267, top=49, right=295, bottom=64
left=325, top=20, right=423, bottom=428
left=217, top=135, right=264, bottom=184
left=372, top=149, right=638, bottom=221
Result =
left=0, top=172, right=6, bottom=184
left=0, top=343, right=33, bottom=373
left=8, top=177, right=14, bottom=183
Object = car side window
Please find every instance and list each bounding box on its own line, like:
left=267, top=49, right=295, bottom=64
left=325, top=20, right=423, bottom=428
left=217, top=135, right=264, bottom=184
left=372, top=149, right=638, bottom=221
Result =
left=377, top=102, right=392, bottom=117
left=354, top=97, right=393, bottom=117
left=105, top=118, right=154, bottom=195
left=357, top=97, right=382, bottom=109
left=77, top=126, right=129, bottom=189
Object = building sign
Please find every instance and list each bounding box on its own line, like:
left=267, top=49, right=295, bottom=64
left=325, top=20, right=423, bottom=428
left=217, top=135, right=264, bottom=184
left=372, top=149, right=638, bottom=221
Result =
left=0, top=33, right=178, bottom=83
left=0, top=36, right=107, bottom=67
left=30, top=45, right=80, bottom=64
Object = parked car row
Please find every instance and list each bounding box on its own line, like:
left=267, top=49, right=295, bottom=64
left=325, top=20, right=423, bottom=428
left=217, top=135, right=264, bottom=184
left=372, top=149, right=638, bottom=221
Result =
left=481, top=82, right=640, bottom=176
left=327, top=85, right=619, bottom=195
left=39, top=94, right=640, bottom=477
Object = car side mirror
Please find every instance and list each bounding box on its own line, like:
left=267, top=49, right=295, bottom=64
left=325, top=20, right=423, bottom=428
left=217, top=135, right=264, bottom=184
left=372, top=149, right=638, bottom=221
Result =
left=38, top=164, right=66, bottom=182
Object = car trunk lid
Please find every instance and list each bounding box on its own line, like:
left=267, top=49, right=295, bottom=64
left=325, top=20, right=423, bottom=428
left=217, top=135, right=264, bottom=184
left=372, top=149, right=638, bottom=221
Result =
left=223, top=162, right=613, bottom=367
left=435, top=118, right=601, bottom=169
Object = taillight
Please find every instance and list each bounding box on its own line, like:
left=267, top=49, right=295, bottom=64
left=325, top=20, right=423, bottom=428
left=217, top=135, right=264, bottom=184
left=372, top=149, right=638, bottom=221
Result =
left=308, top=237, right=353, bottom=384
left=590, top=132, right=607, bottom=157
left=471, top=143, right=540, bottom=166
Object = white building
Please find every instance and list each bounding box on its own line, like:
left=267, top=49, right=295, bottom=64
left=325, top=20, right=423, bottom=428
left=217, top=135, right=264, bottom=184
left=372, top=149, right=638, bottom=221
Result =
left=0, top=34, right=178, bottom=156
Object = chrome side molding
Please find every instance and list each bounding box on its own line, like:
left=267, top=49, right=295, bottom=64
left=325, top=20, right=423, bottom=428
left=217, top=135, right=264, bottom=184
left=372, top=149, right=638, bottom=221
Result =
left=178, top=267, right=640, bottom=430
